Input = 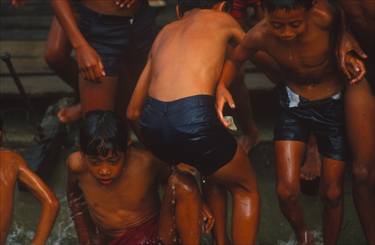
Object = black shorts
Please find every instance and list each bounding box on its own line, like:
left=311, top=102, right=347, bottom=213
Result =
left=140, top=95, right=238, bottom=176
left=274, top=86, right=348, bottom=161
left=365, top=57, right=375, bottom=94
left=78, top=2, right=157, bottom=75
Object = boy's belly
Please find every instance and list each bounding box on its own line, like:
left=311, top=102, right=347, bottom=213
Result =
left=82, top=0, right=142, bottom=16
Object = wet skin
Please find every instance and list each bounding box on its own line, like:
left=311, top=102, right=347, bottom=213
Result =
left=339, top=1, right=375, bottom=244
left=128, top=5, right=260, bottom=245
left=67, top=147, right=209, bottom=245
left=0, top=149, right=59, bottom=245
left=217, top=2, right=353, bottom=244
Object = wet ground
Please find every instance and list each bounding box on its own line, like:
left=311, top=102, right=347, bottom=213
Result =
left=1, top=105, right=367, bottom=245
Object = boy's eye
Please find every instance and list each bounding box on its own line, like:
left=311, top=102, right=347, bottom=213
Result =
left=107, top=158, right=120, bottom=164
left=271, top=22, right=283, bottom=29
left=290, top=21, right=302, bottom=28
left=88, top=158, right=101, bottom=165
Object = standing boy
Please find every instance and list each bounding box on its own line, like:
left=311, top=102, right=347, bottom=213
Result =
left=127, top=1, right=260, bottom=244
left=216, top=0, right=365, bottom=244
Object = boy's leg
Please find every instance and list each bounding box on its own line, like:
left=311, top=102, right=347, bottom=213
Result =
left=203, top=182, right=230, bottom=245
left=79, top=76, right=118, bottom=114
left=274, top=140, right=313, bottom=245
left=45, top=17, right=78, bottom=90
left=159, top=171, right=202, bottom=245
left=320, top=157, right=345, bottom=245
left=209, top=145, right=260, bottom=245
left=301, top=135, right=321, bottom=181
left=345, top=78, right=375, bottom=244
left=230, top=73, right=259, bottom=153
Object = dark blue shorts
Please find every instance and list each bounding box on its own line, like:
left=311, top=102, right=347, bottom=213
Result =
left=140, top=95, right=238, bottom=176
left=274, top=86, right=348, bottom=161
left=78, top=2, right=157, bottom=75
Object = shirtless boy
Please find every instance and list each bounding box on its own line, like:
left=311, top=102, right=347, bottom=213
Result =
left=127, top=1, right=260, bottom=244
left=67, top=110, right=212, bottom=245
left=0, top=117, right=59, bottom=245
left=216, top=0, right=363, bottom=244
left=51, top=0, right=157, bottom=120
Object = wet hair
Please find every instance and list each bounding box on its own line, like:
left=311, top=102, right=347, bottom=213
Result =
left=177, top=0, right=226, bottom=15
left=262, top=0, right=314, bottom=12
left=80, top=110, right=128, bottom=157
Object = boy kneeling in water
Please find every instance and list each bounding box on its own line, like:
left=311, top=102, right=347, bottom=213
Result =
left=67, top=110, right=213, bottom=245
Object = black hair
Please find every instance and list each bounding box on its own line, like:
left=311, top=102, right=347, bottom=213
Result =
left=177, top=0, right=226, bottom=15
left=80, top=110, right=128, bottom=157
left=262, top=0, right=315, bottom=12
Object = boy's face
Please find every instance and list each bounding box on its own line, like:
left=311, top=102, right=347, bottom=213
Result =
left=265, top=7, right=308, bottom=41
left=84, top=150, right=125, bottom=186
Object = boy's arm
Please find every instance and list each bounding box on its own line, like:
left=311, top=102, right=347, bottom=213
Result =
left=51, top=0, right=105, bottom=82
left=17, top=158, right=59, bottom=245
left=126, top=54, right=152, bottom=137
left=67, top=172, right=102, bottom=245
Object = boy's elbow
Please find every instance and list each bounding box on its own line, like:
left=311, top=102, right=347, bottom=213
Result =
left=47, top=195, right=60, bottom=213
left=126, top=108, right=141, bottom=122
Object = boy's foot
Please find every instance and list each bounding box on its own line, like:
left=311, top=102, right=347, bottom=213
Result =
left=57, top=103, right=82, bottom=123
left=298, top=231, right=315, bottom=245
left=237, top=130, right=260, bottom=154
left=148, top=0, right=167, bottom=7
left=300, top=152, right=321, bottom=181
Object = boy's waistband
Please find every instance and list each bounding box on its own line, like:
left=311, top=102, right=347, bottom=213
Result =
left=283, top=86, right=342, bottom=108
left=145, top=95, right=215, bottom=113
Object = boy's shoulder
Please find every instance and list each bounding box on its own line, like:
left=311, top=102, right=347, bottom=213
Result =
left=0, top=148, right=25, bottom=165
left=67, top=151, right=86, bottom=175
left=311, top=0, right=335, bottom=30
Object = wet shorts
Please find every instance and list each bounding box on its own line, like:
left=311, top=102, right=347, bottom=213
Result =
left=140, top=95, right=238, bottom=176
left=274, top=86, right=348, bottom=161
left=109, top=215, right=161, bottom=245
left=78, top=2, right=157, bottom=75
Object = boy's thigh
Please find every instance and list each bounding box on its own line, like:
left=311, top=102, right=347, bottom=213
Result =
left=79, top=76, right=118, bottom=113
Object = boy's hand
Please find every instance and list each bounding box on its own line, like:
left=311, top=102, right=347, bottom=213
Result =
left=201, top=203, right=214, bottom=234
left=338, top=32, right=367, bottom=83
left=11, top=0, right=26, bottom=7
left=345, top=53, right=366, bottom=85
left=113, top=0, right=137, bottom=8
left=216, top=84, right=235, bottom=128
left=76, top=44, right=106, bottom=83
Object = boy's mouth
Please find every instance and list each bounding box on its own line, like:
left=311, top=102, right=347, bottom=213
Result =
left=98, top=178, right=113, bottom=185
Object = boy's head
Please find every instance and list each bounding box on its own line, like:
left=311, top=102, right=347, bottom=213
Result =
left=263, top=0, right=316, bottom=41
left=176, top=0, right=227, bottom=17
left=80, top=110, right=129, bottom=185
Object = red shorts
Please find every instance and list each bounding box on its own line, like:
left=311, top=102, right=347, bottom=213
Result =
left=109, top=216, right=161, bottom=245
left=230, top=0, right=261, bottom=19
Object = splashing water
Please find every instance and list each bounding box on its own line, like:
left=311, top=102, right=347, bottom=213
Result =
left=277, top=230, right=323, bottom=245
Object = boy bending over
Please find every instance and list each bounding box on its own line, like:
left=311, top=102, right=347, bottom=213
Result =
left=0, top=118, right=59, bottom=245
left=67, top=110, right=212, bottom=245
left=216, top=0, right=364, bottom=244
left=127, top=1, right=260, bottom=244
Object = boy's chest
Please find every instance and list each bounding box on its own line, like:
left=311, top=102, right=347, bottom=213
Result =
left=267, top=35, right=332, bottom=77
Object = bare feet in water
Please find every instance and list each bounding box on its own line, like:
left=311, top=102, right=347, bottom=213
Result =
left=298, top=231, right=315, bottom=245
left=57, top=103, right=82, bottom=123
left=237, top=129, right=260, bottom=154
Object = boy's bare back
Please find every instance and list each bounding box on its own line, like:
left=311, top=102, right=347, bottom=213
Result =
left=148, top=9, right=244, bottom=101
left=68, top=147, right=166, bottom=238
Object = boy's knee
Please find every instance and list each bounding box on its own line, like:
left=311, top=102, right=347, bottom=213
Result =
left=353, top=164, right=371, bottom=185
left=44, top=48, right=65, bottom=67
left=277, top=183, right=299, bottom=202
left=168, top=172, right=199, bottom=197
left=322, top=184, right=342, bottom=207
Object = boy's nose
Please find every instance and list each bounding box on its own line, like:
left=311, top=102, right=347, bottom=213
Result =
left=98, top=168, right=111, bottom=176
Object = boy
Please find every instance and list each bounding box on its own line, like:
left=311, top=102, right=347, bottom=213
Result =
left=51, top=0, right=157, bottom=120
left=339, top=1, right=375, bottom=243
left=127, top=1, right=260, bottom=244
left=216, top=0, right=361, bottom=244
left=0, top=117, right=59, bottom=245
left=67, top=110, right=213, bottom=245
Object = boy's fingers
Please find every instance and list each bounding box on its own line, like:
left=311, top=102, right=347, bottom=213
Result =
left=216, top=99, right=228, bottom=127
left=341, top=57, right=351, bottom=79
left=351, top=61, right=366, bottom=85
left=354, top=45, right=368, bottom=60
left=225, top=92, right=235, bottom=109
left=98, top=60, right=106, bottom=77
